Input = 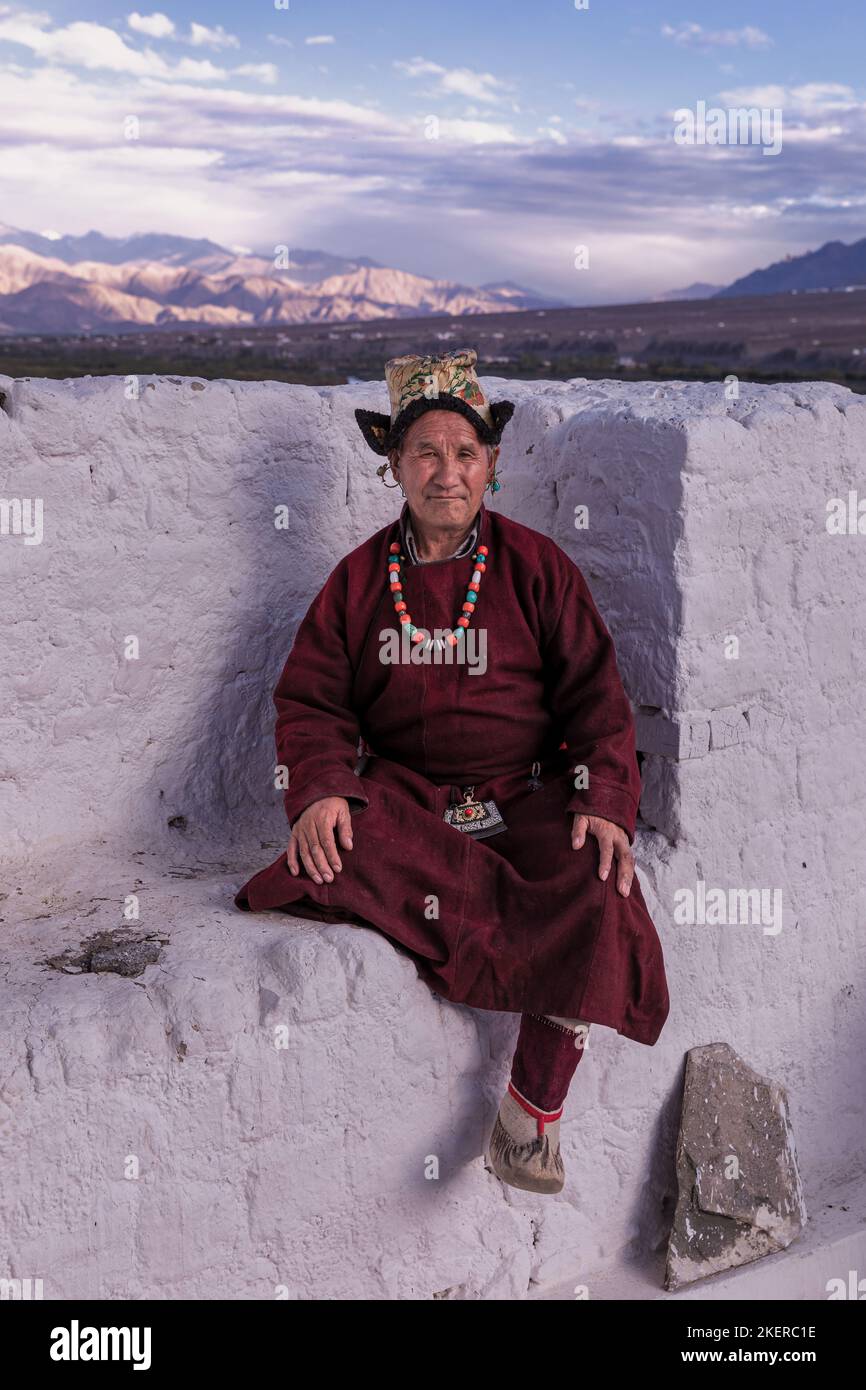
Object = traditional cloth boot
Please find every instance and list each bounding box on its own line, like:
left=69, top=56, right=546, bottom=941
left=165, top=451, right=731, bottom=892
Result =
left=486, top=1012, right=590, bottom=1195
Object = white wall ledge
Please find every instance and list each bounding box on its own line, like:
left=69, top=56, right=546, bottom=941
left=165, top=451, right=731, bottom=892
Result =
left=2, top=373, right=865, bottom=1298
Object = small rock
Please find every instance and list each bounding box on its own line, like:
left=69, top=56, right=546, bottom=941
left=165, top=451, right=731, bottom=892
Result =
left=43, top=929, right=168, bottom=980
left=90, top=941, right=161, bottom=977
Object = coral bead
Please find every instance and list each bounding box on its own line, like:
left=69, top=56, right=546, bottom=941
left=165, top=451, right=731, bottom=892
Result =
left=389, top=542, right=400, bottom=553
left=457, top=616, right=470, bottom=627
left=395, top=601, right=407, bottom=612
left=388, top=562, right=400, bottom=572
left=399, top=613, right=411, bottom=623
left=477, top=545, right=488, bottom=555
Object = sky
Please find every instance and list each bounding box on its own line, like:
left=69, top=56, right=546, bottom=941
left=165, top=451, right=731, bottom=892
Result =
left=1, top=0, right=865, bottom=303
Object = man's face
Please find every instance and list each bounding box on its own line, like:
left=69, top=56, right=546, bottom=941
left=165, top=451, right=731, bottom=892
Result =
left=390, top=411, right=497, bottom=531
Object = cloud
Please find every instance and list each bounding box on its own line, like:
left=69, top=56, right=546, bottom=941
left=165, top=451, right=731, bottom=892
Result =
left=394, top=56, right=511, bottom=105
left=173, top=58, right=226, bottom=80
left=234, top=62, right=278, bottom=85
left=430, top=117, right=519, bottom=144
left=126, top=14, right=242, bottom=50
left=719, top=82, right=860, bottom=114
left=0, top=11, right=162, bottom=73
left=305, top=35, right=335, bottom=46
left=127, top=11, right=175, bottom=39
left=0, top=10, right=233, bottom=79
left=134, top=79, right=395, bottom=131
left=188, top=22, right=239, bottom=51
left=538, top=125, right=567, bottom=146
left=661, top=23, right=772, bottom=49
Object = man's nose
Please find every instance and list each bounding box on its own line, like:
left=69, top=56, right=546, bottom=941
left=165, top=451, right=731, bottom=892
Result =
left=433, top=453, right=462, bottom=479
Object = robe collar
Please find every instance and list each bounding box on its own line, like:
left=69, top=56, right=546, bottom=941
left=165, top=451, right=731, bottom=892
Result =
left=398, top=499, right=489, bottom=566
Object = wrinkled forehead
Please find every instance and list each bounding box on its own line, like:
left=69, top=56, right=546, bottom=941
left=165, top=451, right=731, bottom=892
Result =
left=400, top=412, right=485, bottom=452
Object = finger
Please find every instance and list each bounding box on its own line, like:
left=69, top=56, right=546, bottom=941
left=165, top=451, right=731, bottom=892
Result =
left=597, top=836, right=614, bottom=881
left=297, top=832, right=324, bottom=885
left=616, top=846, right=635, bottom=897
left=307, top=835, right=335, bottom=883
left=316, top=816, right=342, bottom=874
left=336, top=807, right=354, bottom=852
left=286, top=835, right=299, bottom=876
left=572, top=814, right=588, bottom=849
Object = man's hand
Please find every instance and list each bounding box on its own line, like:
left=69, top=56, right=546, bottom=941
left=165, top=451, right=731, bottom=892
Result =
left=287, top=796, right=353, bottom=884
left=571, top=813, right=634, bottom=897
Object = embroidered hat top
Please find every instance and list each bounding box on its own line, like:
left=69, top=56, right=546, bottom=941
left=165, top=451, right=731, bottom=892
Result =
left=354, top=347, right=515, bottom=456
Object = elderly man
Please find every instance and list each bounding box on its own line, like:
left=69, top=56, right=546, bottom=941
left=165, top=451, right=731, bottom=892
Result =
left=235, top=348, right=670, bottom=1196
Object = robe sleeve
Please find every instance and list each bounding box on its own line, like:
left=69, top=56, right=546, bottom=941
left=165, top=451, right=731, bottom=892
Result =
left=542, top=552, right=641, bottom=844
left=272, top=557, right=370, bottom=832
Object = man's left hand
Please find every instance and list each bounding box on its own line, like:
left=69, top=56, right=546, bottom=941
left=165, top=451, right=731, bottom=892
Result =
left=571, top=814, right=634, bottom=897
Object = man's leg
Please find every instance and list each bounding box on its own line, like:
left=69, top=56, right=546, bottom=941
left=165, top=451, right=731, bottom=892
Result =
left=487, top=1012, right=591, bottom=1195
left=509, top=1012, right=591, bottom=1134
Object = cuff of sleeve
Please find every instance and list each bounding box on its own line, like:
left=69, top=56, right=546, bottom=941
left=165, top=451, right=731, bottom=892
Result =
left=283, top=778, right=370, bottom=832
left=566, top=783, right=638, bottom=845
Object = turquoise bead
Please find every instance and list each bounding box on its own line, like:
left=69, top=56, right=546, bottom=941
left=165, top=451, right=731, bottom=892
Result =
left=392, top=592, right=402, bottom=602
left=465, top=592, right=477, bottom=603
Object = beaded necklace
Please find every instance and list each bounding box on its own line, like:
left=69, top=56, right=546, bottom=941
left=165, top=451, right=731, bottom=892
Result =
left=387, top=537, right=490, bottom=651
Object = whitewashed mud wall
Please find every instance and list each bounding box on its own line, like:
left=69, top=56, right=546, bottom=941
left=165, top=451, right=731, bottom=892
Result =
left=1, top=372, right=865, bottom=1299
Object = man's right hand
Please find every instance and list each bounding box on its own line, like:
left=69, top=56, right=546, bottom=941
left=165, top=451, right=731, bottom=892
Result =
left=287, top=796, right=353, bottom=884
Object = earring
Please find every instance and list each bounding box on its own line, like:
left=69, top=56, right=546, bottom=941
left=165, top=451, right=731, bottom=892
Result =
left=487, top=470, right=501, bottom=492
left=376, top=461, right=403, bottom=490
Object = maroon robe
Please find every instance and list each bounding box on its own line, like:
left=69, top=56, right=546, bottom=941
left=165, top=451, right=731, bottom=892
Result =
left=234, top=501, right=670, bottom=1045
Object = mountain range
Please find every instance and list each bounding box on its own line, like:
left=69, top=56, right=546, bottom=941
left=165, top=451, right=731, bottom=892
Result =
left=0, top=227, right=864, bottom=336
left=715, top=237, right=866, bottom=298
left=0, top=226, right=563, bottom=335
left=643, top=238, right=866, bottom=304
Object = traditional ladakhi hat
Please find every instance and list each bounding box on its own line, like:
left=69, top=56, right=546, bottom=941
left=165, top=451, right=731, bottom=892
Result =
left=354, top=347, right=515, bottom=456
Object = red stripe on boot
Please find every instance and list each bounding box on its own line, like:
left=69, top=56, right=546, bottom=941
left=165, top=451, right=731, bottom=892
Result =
left=508, top=1080, right=564, bottom=1138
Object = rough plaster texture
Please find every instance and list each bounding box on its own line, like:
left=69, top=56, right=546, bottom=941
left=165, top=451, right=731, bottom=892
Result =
left=1, top=372, right=865, bottom=1300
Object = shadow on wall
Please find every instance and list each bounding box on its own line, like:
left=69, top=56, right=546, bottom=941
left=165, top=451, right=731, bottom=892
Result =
left=131, top=382, right=403, bottom=861
left=493, top=400, right=688, bottom=840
